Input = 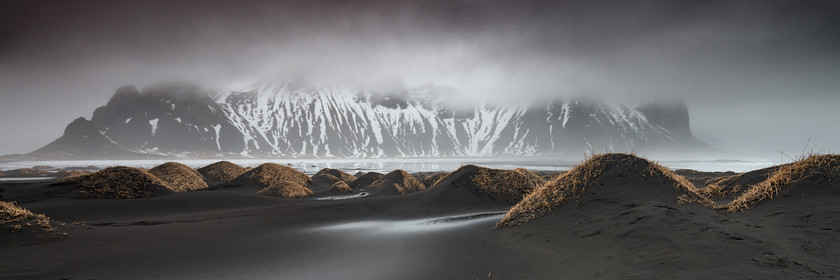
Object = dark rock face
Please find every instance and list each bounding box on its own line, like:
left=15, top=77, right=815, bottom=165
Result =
left=32, top=81, right=709, bottom=158
left=30, top=117, right=143, bottom=159
left=89, top=82, right=244, bottom=154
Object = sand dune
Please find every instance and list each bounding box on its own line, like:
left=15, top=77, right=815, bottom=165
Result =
left=725, top=154, right=839, bottom=212
left=433, top=165, right=545, bottom=205
left=0, top=153, right=838, bottom=279
left=348, top=172, right=383, bottom=189
left=314, top=168, right=357, bottom=183
left=197, top=161, right=247, bottom=183
left=309, top=173, right=344, bottom=193
left=69, top=167, right=176, bottom=199
left=367, top=170, right=425, bottom=195
left=256, top=181, right=313, bottom=198
left=419, top=171, right=449, bottom=188
left=498, top=153, right=711, bottom=227
left=231, top=163, right=312, bottom=189
left=149, top=162, right=208, bottom=192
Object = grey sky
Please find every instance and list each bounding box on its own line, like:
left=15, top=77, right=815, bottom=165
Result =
left=1, top=0, right=838, bottom=159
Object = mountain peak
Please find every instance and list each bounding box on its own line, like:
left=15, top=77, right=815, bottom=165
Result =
left=105, top=85, right=141, bottom=107
left=32, top=83, right=709, bottom=158
left=29, top=117, right=149, bottom=159
left=64, top=117, right=98, bottom=136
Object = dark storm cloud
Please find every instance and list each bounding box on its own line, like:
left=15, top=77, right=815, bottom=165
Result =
left=1, top=0, right=839, bottom=157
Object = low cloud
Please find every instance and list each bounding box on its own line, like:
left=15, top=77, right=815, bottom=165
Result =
left=1, top=0, right=838, bottom=156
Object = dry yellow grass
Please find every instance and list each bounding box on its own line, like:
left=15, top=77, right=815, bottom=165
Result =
left=233, top=163, right=312, bottom=188
left=312, top=174, right=342, bottom=185
left=0, top=201, right=54, bottom=232
left=421, top=172, right=450, bottom=187
left=149, top=162, right=208, bottom=192
left=56, top=170, right=91, bottom=180
left=368, top=170, right=425, bottom=194
left=496, top=153, right=712, bottom=228
left=462, top=166, right=545, bottom=202
left=197, top=161, right=247, bottom=183
left=315, top=168, right=357, bottom=183
left=256, top=181, right=314, bottom=198
left=651, top=163, right=714, bottom=207
left=349, top=172, right=384, bottom=189
left=699, top=172, right=747, bottom=199
left=330, top=181, right=352, bottom=193
left=70, top=167, right=176, bottom=199
left=1, top=168, right=50, bottom=177
left=726, top=154, right=840, bottom=212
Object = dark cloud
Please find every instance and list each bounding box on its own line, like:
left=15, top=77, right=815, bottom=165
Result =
left=1, top=0, right=838, bottom=157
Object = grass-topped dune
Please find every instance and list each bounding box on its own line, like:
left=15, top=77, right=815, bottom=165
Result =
left=0, top=168, right=51, bottom=177
left=197, top=161, right=248, bottom=183
left=1, top=201, right=54, bottom=233
left=368, top=170, right=425, bottom=194
left=256, top=181, right=314, bottom=198
left=56, top=170, right=91, bottom=180
left=432, top=165, right=546, bottom=204
left=420, top=172, right=450, bottom=188
left=232, top=163, right=312, bottom=189
left=349, top=172, right=384, bottom=189
left=497, top=153, right=712, bottom=228
left=314, top=168, right=357, bottom=183
left=310, top=173, right=344, bottom=193
left=149, top=162, right=208, bottom=192
left=329, top=181, right=352, bottom=194
left=69, top=167, right=176, bottom=199
left=724, top=154, right=840, bottom=212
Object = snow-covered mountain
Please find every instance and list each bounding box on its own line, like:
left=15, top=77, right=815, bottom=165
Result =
left=29, top=81, right=708, bottom=159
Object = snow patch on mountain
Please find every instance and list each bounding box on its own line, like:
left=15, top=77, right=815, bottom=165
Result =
left=45, top=81, right=707, bottom=158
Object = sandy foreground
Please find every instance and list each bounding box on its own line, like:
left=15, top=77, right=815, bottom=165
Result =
left=0, top=169, right=838, bottom=280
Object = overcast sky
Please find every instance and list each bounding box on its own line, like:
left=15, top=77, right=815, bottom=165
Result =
left=1, top=0, right=838, bottom=159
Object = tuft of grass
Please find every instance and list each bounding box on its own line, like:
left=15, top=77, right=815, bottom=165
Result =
left=312, top=174, right=342, bottom=186
left=647, top=160, right=715, bottom=207
left=368, top=170, right=425, bottom=194
left=699, top=173, right=747, bottom=200
left=463, top=166, right=545, bottom=202
left=0, top=168, right=51, bottom=177
left=149, top=162, right=208, bottom=192
left=314, top=168, right=357, bottom=183
left=349, top=172, right=384, bottom=189
left=0, top=201, right=54, bottom=232
left=197, top=161, right=247, bottom=183
left=232, top=163, right=312, bottom=188
left=55, top=170, right=92, bottom=180
left=726, top=154, right=840, bottom=212
left=421, top=172, right=450, bottom=188
left=70, top=167, right=176, bottom=199
left=330, top=181, right=352, bottom=193
left=495, top=154, right=607, bottom=228
left=256, top=181, right=314, bottom=198
left=496, top=153, right=712, bottom=228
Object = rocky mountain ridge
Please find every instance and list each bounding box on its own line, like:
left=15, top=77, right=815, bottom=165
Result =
left=21, top=81, right=709, bottom=159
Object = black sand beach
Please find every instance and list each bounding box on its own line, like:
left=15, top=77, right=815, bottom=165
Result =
left=1, top=157, right=838, bottom=280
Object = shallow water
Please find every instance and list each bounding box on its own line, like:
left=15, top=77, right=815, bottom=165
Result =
left=310, top=212, right=506, bottom=234
left=313, top=192, right=370, bottom=200
left=0, top=177, right=55, bottom=181
left=0, top=157, right=775, bottom=173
